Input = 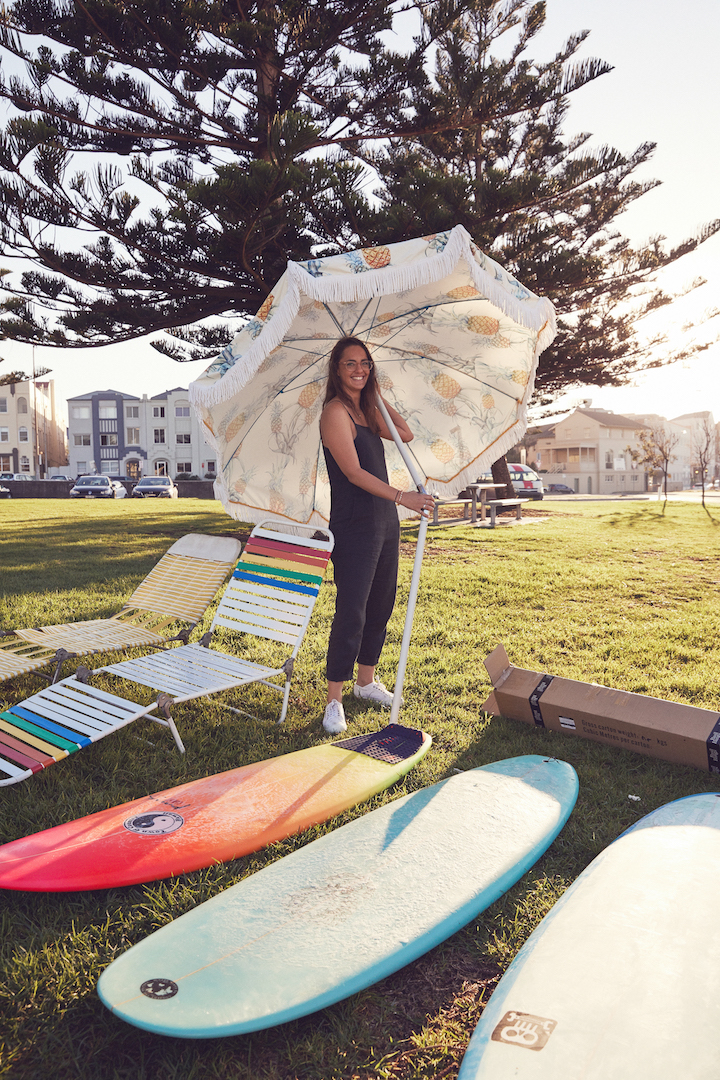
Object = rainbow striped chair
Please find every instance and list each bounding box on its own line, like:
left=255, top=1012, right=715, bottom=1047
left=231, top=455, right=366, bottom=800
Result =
left=0, top=524, right=333, bottom=785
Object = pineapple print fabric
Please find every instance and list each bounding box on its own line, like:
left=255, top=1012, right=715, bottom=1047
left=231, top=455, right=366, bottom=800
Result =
left=190, top=226, right=557, bottom=527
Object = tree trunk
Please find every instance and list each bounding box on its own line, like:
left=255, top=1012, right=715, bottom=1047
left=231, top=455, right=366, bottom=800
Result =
left=491, top=456, right=515, bottom=500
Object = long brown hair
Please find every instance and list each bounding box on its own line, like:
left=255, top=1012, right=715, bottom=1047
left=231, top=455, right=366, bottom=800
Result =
left=323, top=337, right=381, bottom=434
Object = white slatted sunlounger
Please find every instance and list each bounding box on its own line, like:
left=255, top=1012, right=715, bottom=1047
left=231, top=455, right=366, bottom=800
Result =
left=0, top=524, right=332, bottom=785
left=0, top=533, right=241, bottom=686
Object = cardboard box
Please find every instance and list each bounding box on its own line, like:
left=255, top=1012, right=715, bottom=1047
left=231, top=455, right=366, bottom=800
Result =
left=483, top=644, right=720, bottom=775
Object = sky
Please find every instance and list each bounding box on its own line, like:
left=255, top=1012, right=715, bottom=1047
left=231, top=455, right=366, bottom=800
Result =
left=1, top=0, right=718, bottom=422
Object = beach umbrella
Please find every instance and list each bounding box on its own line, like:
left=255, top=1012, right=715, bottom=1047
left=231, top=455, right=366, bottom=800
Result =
left=190, top=225, right=557, bottom=718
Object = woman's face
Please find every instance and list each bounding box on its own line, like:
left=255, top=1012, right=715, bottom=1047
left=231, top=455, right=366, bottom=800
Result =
left=336, top=343, right=372, bottom=397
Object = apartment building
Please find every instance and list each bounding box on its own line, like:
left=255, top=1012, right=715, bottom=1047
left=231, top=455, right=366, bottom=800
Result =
left=0, top=379, right=68, bottom=476
left=530, top=408, right=647, bottom=494
left=67, top=387, right=217, bottom=480
left=526, top=407, right=715, bottom=493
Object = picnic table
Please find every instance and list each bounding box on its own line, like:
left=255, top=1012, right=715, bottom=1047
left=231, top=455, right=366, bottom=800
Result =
left=430, top=483, right=501, bottom=526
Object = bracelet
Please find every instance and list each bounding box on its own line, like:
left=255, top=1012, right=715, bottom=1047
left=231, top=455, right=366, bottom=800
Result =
left=395, top=489, right=403, bottom=506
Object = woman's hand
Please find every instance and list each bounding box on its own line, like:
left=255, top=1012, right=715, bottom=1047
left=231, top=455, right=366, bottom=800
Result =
left=399, top=490, right=435, bottom=515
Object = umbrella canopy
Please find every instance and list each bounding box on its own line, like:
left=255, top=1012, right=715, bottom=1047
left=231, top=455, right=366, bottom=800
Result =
left=190, top=225, right=556, bottom=527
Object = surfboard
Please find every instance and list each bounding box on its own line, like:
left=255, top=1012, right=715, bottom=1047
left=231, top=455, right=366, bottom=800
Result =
left=0, top=725, right=431, bottom=891
left=97, top=754, right=578, bottom=1038
left=457, top=792, right=720, bottom=1080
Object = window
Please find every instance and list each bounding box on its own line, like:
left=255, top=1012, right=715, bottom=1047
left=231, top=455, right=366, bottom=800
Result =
left=0, top=398, right=6, bottom=413
left=0, top=455, right=10, bottom=471
left=206, top=460, right=216, bottom=473
left=176, top=462, right=192, bottom=473
left=17, top=397, right=27, bottom=414
left=154, top=460, right=168, bottom=476
left=175, top=406, right=190, bottom=417
left=76, top=460, right=87, bottom=473
left=605, top=451, right=613, bottom=469
left=74, top=433, right=91, bottom=446
left=100, top=433, right=118, bottom=446
left=98, top=400, right=117, bottom=419
left=580, top=447, right=596, bottom=462
left=0, top=427, right=8, bottom=443
left=176, top=433, right=191, bottom=444
left=154, top=429, right=165, bottom=444
left=153, top=406, right=165, bottom=418
left=604, top=474, right=613, bottom=482
left=553, top=448, right=567, bottom=464
left=72, top=406, right=91, bottom=419
left=126, top=405, right=139, bottom=418
left=126, top=427, right=140, bottom=444
left=19, top=426, right=29, bottom=442
left=20, top=456, right=30, bottom=472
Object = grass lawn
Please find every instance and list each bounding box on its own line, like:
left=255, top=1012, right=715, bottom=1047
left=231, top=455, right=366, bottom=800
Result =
left=0, top=497, right=718, bottom=1079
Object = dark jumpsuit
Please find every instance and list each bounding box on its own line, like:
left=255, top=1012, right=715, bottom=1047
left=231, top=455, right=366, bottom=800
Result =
left=323, top=421, right=400, bottom=683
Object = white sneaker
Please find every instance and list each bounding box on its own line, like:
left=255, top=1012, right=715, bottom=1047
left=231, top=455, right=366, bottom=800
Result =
left=323, top=700, right=347, bottom=734
left=353, top=680, right=400, bottom=708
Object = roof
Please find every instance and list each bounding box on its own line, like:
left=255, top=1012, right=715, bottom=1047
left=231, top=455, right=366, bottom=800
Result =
left=670, top=411, right=714, bottom=422
left=67, top=390, right=140, bottom=401
left=571, top=408, right=644, bottom=429
left=151, top=388, right=188, bottom=399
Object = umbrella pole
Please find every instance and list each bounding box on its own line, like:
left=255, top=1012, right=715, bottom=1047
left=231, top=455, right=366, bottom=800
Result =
left=376, top=399, right=429, bottom=725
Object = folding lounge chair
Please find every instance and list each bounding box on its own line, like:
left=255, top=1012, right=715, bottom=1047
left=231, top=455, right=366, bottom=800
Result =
left=0, top=534, right=242, bottom=686
left=0, top=524, right=332, bottom=786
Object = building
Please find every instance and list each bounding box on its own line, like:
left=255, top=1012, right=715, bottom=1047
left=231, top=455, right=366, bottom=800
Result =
left=525, top=406, right=716, bottom=493
left=623, top=412, right=716, bottom=490
left=530, top=407, right=647, bottom=494
left=67, top=387, right=217, bottom=480
left=0, top=379, right=68, bottom=476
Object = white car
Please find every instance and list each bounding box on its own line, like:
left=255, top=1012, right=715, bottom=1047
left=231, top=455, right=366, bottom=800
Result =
left=476, top=463, right=544, bottom=500
left=131, top=476, right=179, bottom=498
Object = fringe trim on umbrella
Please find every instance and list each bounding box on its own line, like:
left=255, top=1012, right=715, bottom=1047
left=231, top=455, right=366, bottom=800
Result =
left=190, top=225, right=557, bottom=410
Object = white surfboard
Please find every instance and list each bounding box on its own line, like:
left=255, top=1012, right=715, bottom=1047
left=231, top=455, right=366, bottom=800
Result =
left=97, top=755, right=578, bottom=1038
left=458, top=792, right=720, bottom=1080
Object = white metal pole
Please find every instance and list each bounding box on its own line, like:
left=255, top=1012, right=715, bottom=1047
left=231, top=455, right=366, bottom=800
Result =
left=376, top=397, right=429, bottom=725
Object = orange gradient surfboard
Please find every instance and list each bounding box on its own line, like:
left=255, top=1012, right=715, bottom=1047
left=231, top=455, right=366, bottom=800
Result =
left=0, top=725, right=431, bottom=891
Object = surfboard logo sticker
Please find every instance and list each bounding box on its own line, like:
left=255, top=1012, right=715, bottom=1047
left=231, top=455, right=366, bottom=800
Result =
left=140, top=978, right=179, bottom=1000
left=123, top=811, right=184, bottom=836
left=491, top=1010, right=557, bottom=1050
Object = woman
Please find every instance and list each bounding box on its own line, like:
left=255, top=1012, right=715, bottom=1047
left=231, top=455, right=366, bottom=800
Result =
left=320, top=336, right=434, bottom=733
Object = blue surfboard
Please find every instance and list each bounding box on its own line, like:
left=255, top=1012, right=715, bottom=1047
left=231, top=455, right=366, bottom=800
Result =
left=458, top=792, right=720, bottom=1079
left=98, top=755, right=578, bottom=1038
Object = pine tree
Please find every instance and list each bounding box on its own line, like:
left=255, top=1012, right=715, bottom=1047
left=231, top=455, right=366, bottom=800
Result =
left=362, top=1, right=720, bottom=399
left=0, top=0, right=457, bottom=347
left=0, top=0, right=716, bottom=399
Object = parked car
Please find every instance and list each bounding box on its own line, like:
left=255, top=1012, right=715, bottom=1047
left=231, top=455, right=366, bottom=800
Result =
left=110, top=479, right=128, bottom=499
left=131, top=476, right=179, bottom=499
left=0, top=484, right=10, bottom=499
left=546, top=483, right=575, bottom=495
left=0, top=472, right=32, bottom=481
left=69, top=475, right=121, bottom=499
left=476, top=463, right=544, bottom=500
left=47, top=474, right=75, bottom=481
